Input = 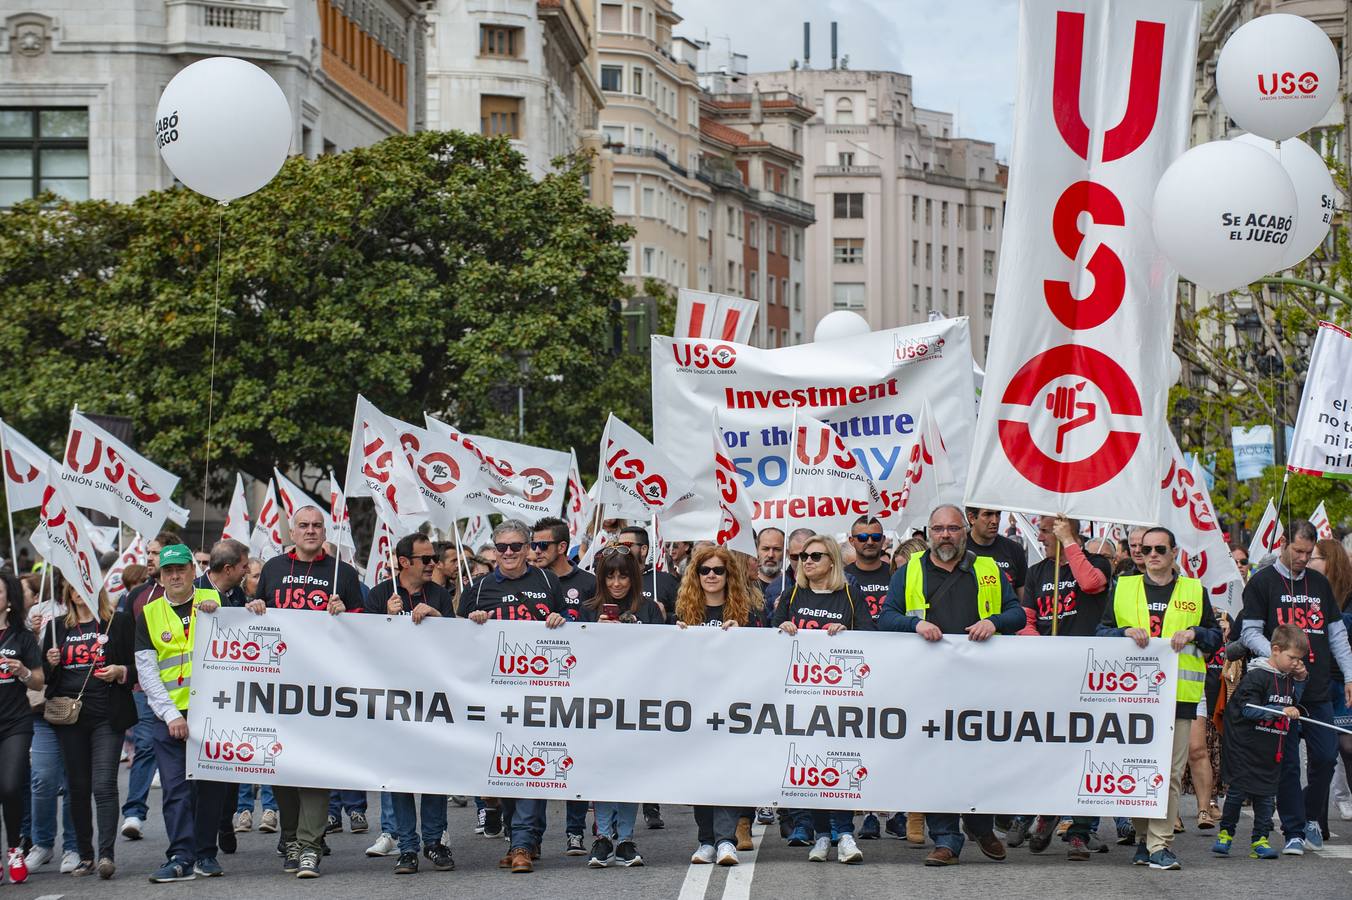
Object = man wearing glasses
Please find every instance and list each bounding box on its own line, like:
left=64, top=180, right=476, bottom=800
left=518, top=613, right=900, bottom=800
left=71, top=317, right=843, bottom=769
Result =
left=845, top=516, right=891, bottom=622
left=531, top=517, right=596, bottom=623
left=1097, top=525, right=1220, bottom=872
left=1230, top=546, right=1251, bottom=582
left=460, top=519, right=567, bottom=874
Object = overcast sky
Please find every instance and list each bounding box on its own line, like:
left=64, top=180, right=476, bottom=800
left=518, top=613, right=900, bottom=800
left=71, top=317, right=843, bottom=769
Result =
left=674, top=0, right=1019, bottom=159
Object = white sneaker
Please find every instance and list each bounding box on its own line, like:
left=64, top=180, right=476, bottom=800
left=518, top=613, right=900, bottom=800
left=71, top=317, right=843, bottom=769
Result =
left=120, top=815, right=143, bottom=840
left=151, top=771, right=160, bottom=788
left=716, top=841, right=739, bottom=866
left=23, top=846, right=52, bottom=869
left=365, top=832, right=398, bottom=857
left=837, top=833, right=863, bottom=864
left=1339, top=800, right=1352, bottom=821
left=808, top=835, right=831, bottom=862
left=234, top=809, right=252, bottom=832
left=690, top=843, right=715, bottom=864
left=59, top=850, right=80, bottom=873
left=259, top=809, right=279, bottom=833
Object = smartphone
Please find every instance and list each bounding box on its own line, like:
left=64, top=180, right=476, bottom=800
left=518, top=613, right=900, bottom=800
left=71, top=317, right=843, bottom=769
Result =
left=602, top=603, right=621, bottom=620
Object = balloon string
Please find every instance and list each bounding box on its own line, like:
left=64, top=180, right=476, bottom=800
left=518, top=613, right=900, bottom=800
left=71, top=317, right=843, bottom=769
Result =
left=200, top=203, right=225, bottom=549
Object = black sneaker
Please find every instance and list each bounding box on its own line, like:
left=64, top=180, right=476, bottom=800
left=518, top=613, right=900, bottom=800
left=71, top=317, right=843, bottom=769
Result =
left=276, top=835, right=286, bottom=857
left=588, top=836, right=614, bottom=868
left=615, top=840, right=643, bottom=867
left=424, top=843, right=454, bottom=871
left=349, top=812, right=369, bottom=834
left=566, top=833, right=587, bottom=856
left=296, top=848, right=321, bottom=878
left=394, top=851, right=419, bottom=874
left=320, top=837, right=332, bottom=857
left=283, top=841, right=301, bottom=872
left=218, top=829, right=237, bottom=855
left=483, top=807, right=503, bottom=838
left=324, top=814, right=342, bottom=835
left=642, top=804, right=665, bottom=830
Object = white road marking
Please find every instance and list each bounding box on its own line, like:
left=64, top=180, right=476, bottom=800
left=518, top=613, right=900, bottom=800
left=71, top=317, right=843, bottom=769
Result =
left=722, top=822, right=765, bottom=900
left=676, top=847, right=715, bottom=900
left=1313, top=845, right=1352, bottom=858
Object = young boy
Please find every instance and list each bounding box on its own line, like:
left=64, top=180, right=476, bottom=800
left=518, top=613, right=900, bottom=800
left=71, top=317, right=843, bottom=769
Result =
left=1213, top=624, right=1310, bottom=860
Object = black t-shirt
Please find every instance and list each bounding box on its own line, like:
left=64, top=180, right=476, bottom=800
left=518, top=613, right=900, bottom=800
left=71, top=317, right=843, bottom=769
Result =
left=1022, top=553, right=1113, bottom=637
left=639, top=569, right=680, bottom=623
left=255, top=552, right=365, bottom=613
left=1223, top=662, right=1297, bottom=796
left=0, top=627, right=41, bottom=733
left=1242, top=564, right=1342, bottom=701
left=772, top=585, right=877, bottom=632
left=364, top=579, right=455, bottom=617
left=49, top=620, right=111, bottom=721
left=968, top=533, right=1028, bottom=591
left=556, top=566, right=598, bottom=621
left=575, top=596, right=666, bottom=625
left=844, top=562, right=892, bottom=621
left=458, top=566, right=566, bottom=621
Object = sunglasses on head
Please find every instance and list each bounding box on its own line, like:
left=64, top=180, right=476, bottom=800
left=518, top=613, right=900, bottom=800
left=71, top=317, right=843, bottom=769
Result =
left=1142, top=544, right=1171, bottom=556
left=494, top=542, right=525, bottom=554
left=697, top=565, right=726, bottom=576
left=600, top=546, right=632, bottom=557
left=852, top=532, right=885, bottom=543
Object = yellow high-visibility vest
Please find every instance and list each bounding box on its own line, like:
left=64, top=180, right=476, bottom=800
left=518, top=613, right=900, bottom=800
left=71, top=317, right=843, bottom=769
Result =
left=905, top=554, right=1004, bottom=621
left=1112, top=575, right=1206, bottom=704
left=143, top=588, right=220, bottom=711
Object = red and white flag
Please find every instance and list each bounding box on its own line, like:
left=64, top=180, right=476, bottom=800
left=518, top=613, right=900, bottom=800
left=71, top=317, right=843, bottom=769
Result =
left=424, top=417, right=571, bottom=521
left=248, top=478, right=284, bottom=562
left=326, top=469, right=357, bottom=558
left=62, top=411, right=184, bottom=537
left=676, top=288, right=758, bottom=343
left=103, top=535, right=147, bottom=596
left=712, top=409, right=756, bottom=555
left=597, top=414, right=700, bottom=517
left=1160, top=434, right=1242, bottom=612
left=1247, top=499, right=1284, bottom=567
left=781, top=411, right=883, bottom=535
left=1, top=418, right=55, bottom=512
left=272, top=468, right=323, bottom=524
left=386, top=416, right=490, bottom=530
left=461, top=515, right=492, bottom=554
left=1311, top=501, right=1334, bottom=541
left=30, top=463, right=103, bottom=619
left=362, top=515, right=396, bottom=589
left=877, top=399, right=953, bottom=537
left=344, top=396, right=429, bottom=526
left=221, top=473, right=251, bottom=544
left=565, top=449, right=591, bottom=554
left=965, top=0, right=1200, bottom=524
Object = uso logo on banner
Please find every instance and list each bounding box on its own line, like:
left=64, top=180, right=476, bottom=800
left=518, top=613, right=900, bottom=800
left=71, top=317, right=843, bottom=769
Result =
left=201, top=618, right=286, bottom=675
left=671, top=341, right=738, bottom=374
left=784, top=641, right=869, bottom=698
left=198, top=718, right=283, bottom=776
left=489, top=632, right=577, bottom=686
left=488, top=733, right=572, bottom=789
left=781, top=744, right=868, bottom=802
left=1077, top=751, right=1165, bottom=807
left=1080, top=650, right=1167, bottom=703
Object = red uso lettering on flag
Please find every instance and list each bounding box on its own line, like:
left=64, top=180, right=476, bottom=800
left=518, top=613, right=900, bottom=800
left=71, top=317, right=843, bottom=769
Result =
left=605, top=441, right=668, bottom=508
left=65, top=429, right=163, bottom=504
left=39, top=484, right=97, bottom=596
left=1160, top=458, right=1217, bottom=532
left=360, top=431, right=404, bottom=513
left=713, top=448, right=744, bottom=545
left=4, top=447, right=38, bottom=486
left=671, top=341, right=737, bottom=373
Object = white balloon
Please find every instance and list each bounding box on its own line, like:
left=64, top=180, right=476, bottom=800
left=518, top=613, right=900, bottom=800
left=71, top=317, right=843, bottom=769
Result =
left=1233, top=134, right=1336, bottom=269
left=155, top=57, right=292, bottom=202
left=813, top=311, right=871, bottom=342
left=1167, top=352, right=1182, bottom=386
left=1152, top=140, right=1297, bottom=293
left=1216, top=14, right=1340, bottom=141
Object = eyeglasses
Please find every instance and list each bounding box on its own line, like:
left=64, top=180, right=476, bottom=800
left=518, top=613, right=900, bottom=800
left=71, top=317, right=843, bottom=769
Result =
left=929, top=525, right=965, bottom=535
left=494, top=542, right=525, bottom=553
left=1142, top=544, right=1171, bottom=556
left=1234, top=557, right=1249, bottom=566
left=529, top=541, right=558, bottom=551
left=697, top=565, right=726, bottom=576
left=852, top=532, right=885, bottom=543
left=600, top=546, right=632, bottom=557
left=408, top=554, right=436, bottom=565
left=798, top=551, right=827, bottom=563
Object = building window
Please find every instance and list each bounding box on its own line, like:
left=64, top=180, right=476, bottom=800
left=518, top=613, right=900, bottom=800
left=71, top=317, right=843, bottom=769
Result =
left=838, top=151, right=855, bottom=167
left=600, top=3, right=623, bottom=31
left=911, top=195, right=918, bottom=222
left=942, top=288, right=949, bottom=310
left=925, top=198, right=932, bottom=225
left=794, top=283, right=803, bottom=311
left=781, top=277, right=789, bottom=305
left=0, top=108, right=89, bottom=206
left=984, top=293, right=995, bottom=318
left=941, top=201, right=948, bottom=227
left=957, top=203, right=965, bottom=228
left=767, top=277, right=776, bottom=306
left=767, top=223, right=776, bottom=253
left=601, top=124, right=625, bottom=147
left=641, top=187, right=655, bottom=217
left=642, top=246, right=657, bottom=275
left=480, top=25, right=522, bottom=57
left=940, top=245, right=948, bottom=272
left=833, top=192, right=864, bottom=219
left=957, top=247, right=965, bottom=274
left=631, top=5, right=643, bottom=34
left=835, top=97, right=855, bottom=124
left=979, top=166, right=987, bottom=180
left=612, top=184, right=633, bottom=216
left=925, top=243, right=932, bottom=270
left=834, top=238, right=864, bottom=264
left=958, top=290, right=965, bottom=314
left=984, top=206, right=995, bottom=231
left=631, top=67, right=644, bottom=96
left=697, top=207, right=709, bottom=239
left=911, top=240, right=918, bottom=266
left=748, top=219, right=758, bottom=248
left=748, top=272, right=759, bottom=300
left=832, top=282, right=865, bottom=310
left=983, top=250, right=996, bottom=275
left=911, top=284, right=920, bottom=313
left=480, top=95, right=522, bottom=137
left=600, top=65, right=623, bottom=92
left=925, top=286, right=933, bottom=307
left=793, top=229, right=802, bottom=260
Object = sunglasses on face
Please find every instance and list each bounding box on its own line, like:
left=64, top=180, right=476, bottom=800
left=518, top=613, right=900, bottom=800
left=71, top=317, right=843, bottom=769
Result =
left=798, top=551, right=827, bottom=563
left=1142, top=544, right=1171, bottom=556
left=697, top=565, right=726, bottom=576
left=1234, top=558, right=1249, bottom=566
left=495, top=542, right=525, bottom=554
left=852, top=532, right=885, bottom=543
left=406, top=554, right=436, bottom=565
left=529, top=541, right=558, bottom=551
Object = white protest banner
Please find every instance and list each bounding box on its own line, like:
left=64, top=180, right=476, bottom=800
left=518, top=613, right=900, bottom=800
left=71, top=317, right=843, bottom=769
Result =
left=62, top=411, right=183, bottom=537
left=104, top=535, right=146, bottom=596
left=783, top=411, right=883, bottom=536
left=378, top=415, right=484, bottom=531
left=424, top=417, right=570, bottom=522
left=712, top=409, right=757, bottom=556
left=272, top=468, right=322, bottom=524
left=597, top=414, right=700, bottom=517
left=1, top=418, right=55, bottom=512
left=326, top=469, right=357, bottom=557
left=248, top=479, right=284, bottom=562
left=1312, top=501, right=1334, bottom=540
left=189, top=608, right=1177, bottom=816
left=1231, top=425, right=1274, bottom=481
left=1248, top=499, right=1284, bottom=566
left=344, top=396, right=428, bottom=525
left=966, top=0, right=1198, bottom=524
left=676, top=288, right=758, bottom=344
left=1289, top=321, right=1352, bottom=479
left=564, top=450, right=590, bottom=555
left=362, top=516, right=396, bottom=589
left=31, top=464, right=103, bottom=619
left=222, top=473, right=251, bottom=544
left=462, top=515, right=491, bottom=553
left=882, top=399, right=955, bottom=537
left=653, top=317, right=974, bottom=538
left=1160, top=434, right=1242, bottom=613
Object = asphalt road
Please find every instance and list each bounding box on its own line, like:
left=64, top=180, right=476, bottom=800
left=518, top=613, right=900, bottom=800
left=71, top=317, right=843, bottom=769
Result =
left=11, top=774, right=1351, bottom=900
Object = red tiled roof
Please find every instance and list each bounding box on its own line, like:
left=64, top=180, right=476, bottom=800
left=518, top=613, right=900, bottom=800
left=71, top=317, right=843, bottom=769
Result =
left=701, top=117, right=751, bottom=146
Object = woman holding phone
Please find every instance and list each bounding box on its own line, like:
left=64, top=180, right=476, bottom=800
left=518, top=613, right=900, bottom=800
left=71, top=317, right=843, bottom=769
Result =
left=42, top=585, right=135, bottom=880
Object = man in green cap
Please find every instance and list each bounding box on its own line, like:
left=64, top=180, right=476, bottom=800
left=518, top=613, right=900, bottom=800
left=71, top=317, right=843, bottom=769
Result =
left=133, top=543, right=228, bottom=883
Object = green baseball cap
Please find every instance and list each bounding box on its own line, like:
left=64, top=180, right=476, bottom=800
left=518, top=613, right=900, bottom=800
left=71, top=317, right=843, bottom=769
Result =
left=159, top=544, right=194, bottom=568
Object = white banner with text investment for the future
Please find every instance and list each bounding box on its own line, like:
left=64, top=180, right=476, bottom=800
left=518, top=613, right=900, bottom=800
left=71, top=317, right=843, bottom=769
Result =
left=965, top=0, right=1199, bottom=524
left=188, top=608, right=1177, bottom=815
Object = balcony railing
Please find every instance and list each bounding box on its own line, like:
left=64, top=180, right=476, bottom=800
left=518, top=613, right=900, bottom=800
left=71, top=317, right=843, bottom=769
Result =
left=816, top=165, right=882, bottom=177
left=754, top=189, right=815, bottom=223
left=165, top=0, right=287, bottom=58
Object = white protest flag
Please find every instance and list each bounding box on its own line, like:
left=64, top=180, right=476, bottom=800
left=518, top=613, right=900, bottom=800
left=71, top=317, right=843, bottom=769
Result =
left=1011, top=512, right=1047, bottom=563
left=344, top=395, right=428, bottom=526
left=326, top=469, right=357, bottom=557
left=879, top=399, right=954, bottom=538
left=385, top=416, right=490, bottom=531
left=676, top=288, right=758, bottom=343
left=565, top=449, right=591, bottom=555
left=711, top=409, right=756, bottom=556
left=62, top=411, right=183, bottom=537
left=1311, top=501, right=1334, bottom=541
left=423, top=417, right=571, bottom=521
left=30, top=463, right=103, bottom=619
left=248, top=478, right=284, bottom=562
left=462, top=515, right=491, bottom=553
left=272, top=468, right=323, bottom=523
left=362, top=516, right=396, bottom=589
left=578, top=528, right=609, bottom=573
left=1248, top=499, right=1284, bottom=567
left=1159, top=434, right=1242, bottom=613
left=1289, top=321, right=1352, bottom=479
left=104, top=535, right=146, bottom=596
left=965, top=0, right=1199, bottom=524
left=88, top=525, right=119, bottom=556
left=1, top=418, right=56, bottom=511
left=597, top=414, right=700, bottom=517
left=221, top=473, right=251, bottom=544
left=780, top=411, right=884, bottom=536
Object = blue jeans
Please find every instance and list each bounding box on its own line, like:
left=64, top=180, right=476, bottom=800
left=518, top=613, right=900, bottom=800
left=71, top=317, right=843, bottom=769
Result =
left=1221, top=791, right=1276, bottom=843
left=1278, top=697, right=1338, bottom=840
left=566, top=799, right=588, bottom=836
left=507, top=797, right=546, bottom=851
left=812, top=809, right=854, bottom=837
left=236, top=784, right=277, bottom=814
left=927, top=813, right=995, bottom=856
left=328, top=789, right=367, bottom=816
left=391, top=793, right=447, bottom=854
left=380, top=792, right=395, bottom=835
left=594, top=802, right=637, bottom=843
left=120, top=691, right=158, bottom=820
left=30, top=718, right=76, bottom=853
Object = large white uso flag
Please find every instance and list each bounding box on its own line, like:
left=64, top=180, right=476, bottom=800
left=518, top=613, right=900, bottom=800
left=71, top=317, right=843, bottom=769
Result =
left=344, top=395, right=428, bottom=525
left=31, top=462, right=104, bottom=619
left=1159, top=433, right=1242, bottom=614
left=966, top=0, right=1199, bottom=524
left=0, top=418, right=56, bottom=512
left=653, top=318, right=974, bottom=538
left=424, top=417, right=571, bottom=522
left=61, top=411, right=184, bottom=537
left=597, top=414, right=700, bottom=516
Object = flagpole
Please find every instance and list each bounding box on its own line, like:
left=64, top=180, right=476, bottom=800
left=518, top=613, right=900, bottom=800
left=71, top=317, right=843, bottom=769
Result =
left=0, top=423, right=20, bottom=573
left=782, top=411, right=799, bottom=598
left=650, top=513, right=658, bottom=608
left=1051, top=529, right=1062, bottom=637
left=451, top=518, right=472, bottom=587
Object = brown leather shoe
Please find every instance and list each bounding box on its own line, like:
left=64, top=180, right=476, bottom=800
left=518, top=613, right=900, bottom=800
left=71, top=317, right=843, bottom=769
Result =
left=925, top=846, right=958, bottom=866
left=498, top=853, right=512, bottom=869
left=906, top=812, right=926, bottom=846
left=735, top=817, right=754, bottom=851
left=509, top=847, right=533, bottom=873
left=976, top=832, right=1007, bottom=861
